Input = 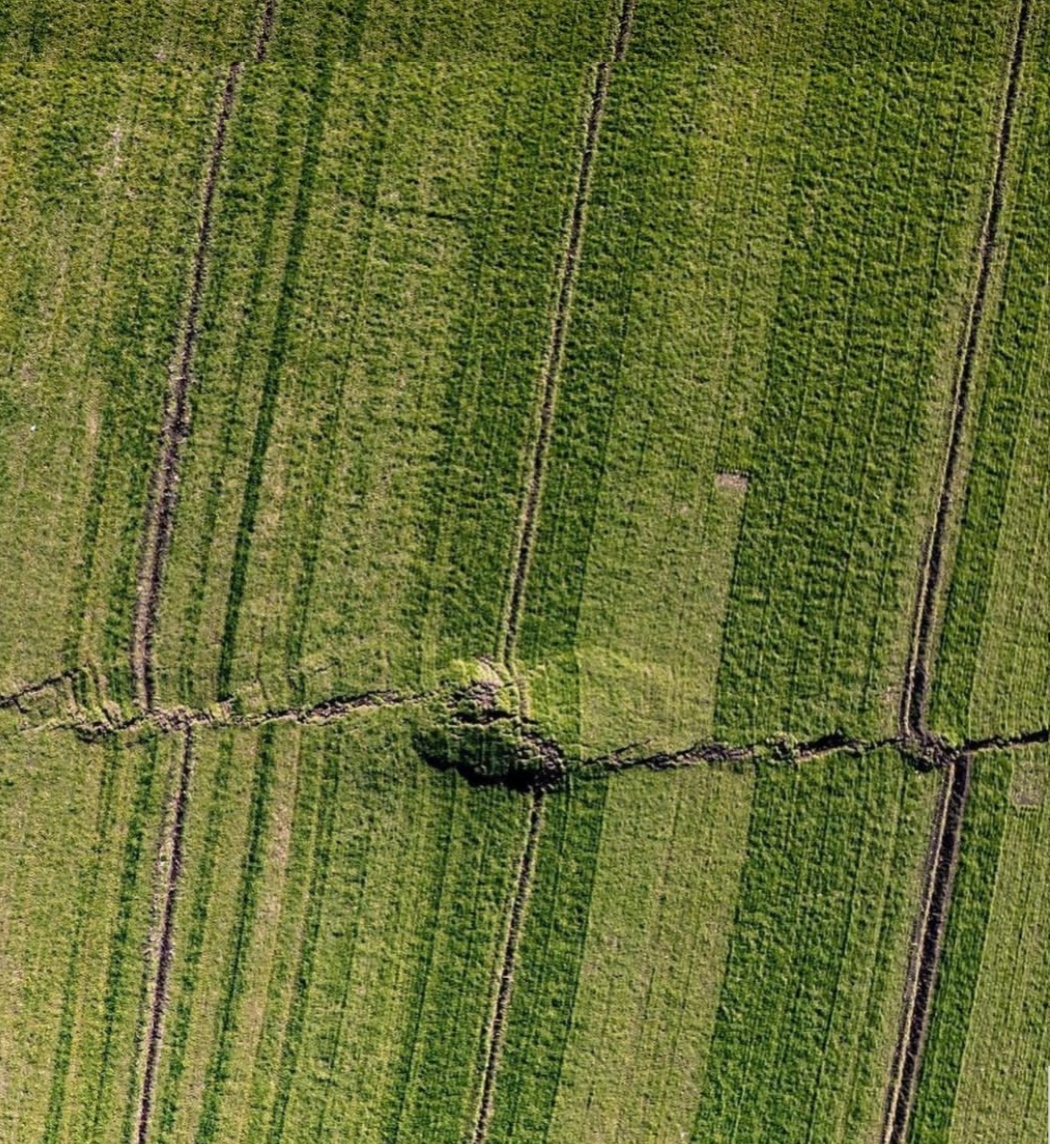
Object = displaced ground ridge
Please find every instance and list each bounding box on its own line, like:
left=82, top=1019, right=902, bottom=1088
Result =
left=886, top=4, right=1029, bottom=1142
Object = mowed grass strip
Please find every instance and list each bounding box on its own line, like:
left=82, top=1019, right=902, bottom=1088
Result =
left=714, top=0, right=1016, bottom=744
left=0, top=66, right=217, bottom=710
left=154, top=60, right=592, bottom=713
left=0, top=727, right=177, bottom=1143
left=692, top=748, right=936, bottom=1144
left=516, top=10, right=819, bottom=754
left=929, top=12, right=1050, bottom=744
left=147, top=712, right=529, bottom=1144
left=487, top=764, right=753, bottom=1143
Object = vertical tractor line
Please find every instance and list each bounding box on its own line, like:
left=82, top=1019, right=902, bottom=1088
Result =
left=131, top=63, right=242, bottom=713
left=900, top=0, right=1029, bottom=743
left=471, top=792, right=544, bottom=1144
left=499, top=0, right=636, bottom=667
left=134, top=731, right=194, bottom=1144
left=885, top=8, right=1029, bottom=1140
left=881, top=755, right=971, bottom=1144
left=131, top=0, right=279, bottom=713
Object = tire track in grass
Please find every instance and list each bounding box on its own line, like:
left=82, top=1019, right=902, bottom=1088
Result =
left=885, top=5, right=1030, bottom=1139
left=471, top=794, right=544, bottom=1144
left=475, top=3, right=634, bottom=1136
left=499, top=0, right=636, bottom=666
left=134, top=732, right=193, bottom=1144
left=881, top=756, right=970, bottom=1144
left=151, top=738, right=235, bottom=1144
left=131, top=64, right=243, bottom=712
left=900, top=0, right=1030, bottom=745
left=132, top=0, right=279, bottom=713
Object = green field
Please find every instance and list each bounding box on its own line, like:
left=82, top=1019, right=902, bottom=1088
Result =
left=910, top=748, right=1050, bottom=1144
left=0, top=723, right=177, bottom=1142
left=0, top=66, right=215, bottom=709
left=0, top=0, right=1048, bottom=1142
left=929, top=9, right=1050, bottom=744
left=148, top=713, right=528, bottom=1144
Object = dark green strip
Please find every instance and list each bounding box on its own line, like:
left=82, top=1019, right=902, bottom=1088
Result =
left=216, top=65, right=334, bottom=700
left=193, top=726, right=277, bottom=1144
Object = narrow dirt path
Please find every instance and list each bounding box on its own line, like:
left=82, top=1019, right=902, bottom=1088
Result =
left=134, top=731, right=194, bottom=1144
left=500, top=0, right=636, bottom=664
left=900, top=0, right=1030, bottom=743
left=471, top=792, right=544, bottom=1144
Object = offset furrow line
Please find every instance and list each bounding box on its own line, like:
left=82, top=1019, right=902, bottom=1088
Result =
left=885, top=8, right=1029, bottom=1141
left=131, top=64, right=243, bottom=712
left=900, top=0, right=1030, bottom=742
left=881, top=756, right=971, bottom=1144
left=134, top=731, right=194, bottom=1144
left=500, top=0, right=636, bottom=664
left=471, top=793, right=544, bottom=1144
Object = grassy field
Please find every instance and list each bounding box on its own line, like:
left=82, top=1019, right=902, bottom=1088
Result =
left=152, top=58, right=596, bottom=713
left=146, top=711, right=529, bottom=1144
left=483, top=747, right=934, bottom=1143
left=0, top=2, right=261, bottom=61
left=1, top=0, right=1049, bottom=1142
left=929, top=11, right=1050, bottom=744
left=0, top=67, right=217, bottom=710
left=519, top=0, right=1016, bottom=754
left=910, top=748, right=1050, bottom=1144
left=488, top=764, right=753, bottom=1142
left=0, top=724, right=177, bottom=1143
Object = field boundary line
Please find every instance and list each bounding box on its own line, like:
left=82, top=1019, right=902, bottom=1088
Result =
left=499, top=0, right=636, bottom=667
left=134, top=731, right=194, bottom=1144
left=881, top=755, right=971, bottom=1144
left=471, top=792, right=544, bottom=1144
left=900, top=0, right=1030, bottom=742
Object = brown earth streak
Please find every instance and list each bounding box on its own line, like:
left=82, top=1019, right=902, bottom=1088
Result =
left=881, top=756, right=971, bottom=1144
left=900, top=0, right=1030, bottom=742
left=500, top=0, right=636, bottom=664
left=131, top=63, right=243, bottom=712
left=471, top=792, right=544, bottom=1144
left=135, top=731, right=194, bottom=1144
